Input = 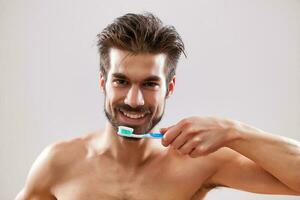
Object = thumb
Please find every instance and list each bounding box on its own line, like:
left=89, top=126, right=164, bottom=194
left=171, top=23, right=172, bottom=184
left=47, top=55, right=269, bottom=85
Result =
left=159, top=127, right=168, bottom=134
left=159, top=125, right=174, bottom=134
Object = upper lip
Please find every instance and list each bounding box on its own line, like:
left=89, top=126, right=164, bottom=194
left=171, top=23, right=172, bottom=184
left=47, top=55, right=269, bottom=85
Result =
left=119, top=108, right=149, bottom=115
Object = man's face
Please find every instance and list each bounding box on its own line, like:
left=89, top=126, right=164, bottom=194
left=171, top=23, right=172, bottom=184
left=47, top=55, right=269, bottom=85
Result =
left=100, top=48, right=175, bottom=135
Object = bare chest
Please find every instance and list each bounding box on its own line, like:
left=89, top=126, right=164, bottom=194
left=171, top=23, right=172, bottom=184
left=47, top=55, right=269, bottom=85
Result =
left=52, top=155, right=214, bottom=200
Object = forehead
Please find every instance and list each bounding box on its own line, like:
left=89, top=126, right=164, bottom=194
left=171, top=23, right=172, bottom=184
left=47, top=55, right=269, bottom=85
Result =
left=108, top=48, right=167, bottom=80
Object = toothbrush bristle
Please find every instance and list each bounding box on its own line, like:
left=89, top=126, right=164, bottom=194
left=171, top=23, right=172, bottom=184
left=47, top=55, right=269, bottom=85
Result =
left=118, top=126, right=134, bottom=135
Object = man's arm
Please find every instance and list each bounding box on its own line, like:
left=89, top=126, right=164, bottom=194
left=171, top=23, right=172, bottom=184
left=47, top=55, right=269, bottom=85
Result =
left=210, top=125, right=300, bottom=195
left=161, top=116, right=300, bottom=195
left=15, top=144, right=59, bottom=200
left=208, top=147, right=300, bottom=195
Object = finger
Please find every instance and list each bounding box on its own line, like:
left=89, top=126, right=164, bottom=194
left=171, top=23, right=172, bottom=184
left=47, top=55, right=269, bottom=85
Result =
left=189, top=145, right=209, bottom=158
left=159, top=125, right=175, bottom=134
left=170, top=131, right=186, bottom=149
left=177, top=136, right=203, bottom=155
left=171, top=130, right=192, bottom=149
left=159, top=128, right=168, bottom=134
left=161, top=125, right=182, bottom=147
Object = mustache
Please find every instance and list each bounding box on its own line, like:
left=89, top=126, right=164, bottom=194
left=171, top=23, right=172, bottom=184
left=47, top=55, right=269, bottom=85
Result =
left=116, top=104, right=151, bottom=113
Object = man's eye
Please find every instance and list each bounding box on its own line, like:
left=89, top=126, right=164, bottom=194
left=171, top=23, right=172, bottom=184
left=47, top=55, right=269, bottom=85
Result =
left=113, top=79, right=128, bottom=86
left=143, top=82, right=159, bottom=88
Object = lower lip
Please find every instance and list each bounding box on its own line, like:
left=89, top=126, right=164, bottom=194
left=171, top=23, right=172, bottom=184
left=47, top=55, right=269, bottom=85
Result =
left=118, top=110, right=148, bottom=126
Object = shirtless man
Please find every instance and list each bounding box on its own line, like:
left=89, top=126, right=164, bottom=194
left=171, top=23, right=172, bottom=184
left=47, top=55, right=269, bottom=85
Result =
left=16, top=13, right=300, bottom=200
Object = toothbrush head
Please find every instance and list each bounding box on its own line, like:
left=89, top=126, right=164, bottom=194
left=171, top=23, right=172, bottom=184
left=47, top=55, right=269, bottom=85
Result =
left=118, top=126, right=134, bottom=136
left=117, top=126, right=143, bottom=138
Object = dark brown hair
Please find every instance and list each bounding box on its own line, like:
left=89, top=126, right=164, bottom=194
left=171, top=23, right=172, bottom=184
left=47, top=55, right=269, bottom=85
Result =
left=97, top=12, right=186, bottom=82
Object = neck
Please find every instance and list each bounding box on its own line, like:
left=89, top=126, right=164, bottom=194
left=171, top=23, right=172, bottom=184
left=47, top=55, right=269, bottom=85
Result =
left=100, top=122, right=159, bottom=168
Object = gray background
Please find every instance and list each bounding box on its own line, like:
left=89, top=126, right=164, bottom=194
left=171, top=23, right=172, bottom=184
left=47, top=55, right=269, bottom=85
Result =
left=1, top=0, right=300, bottom=199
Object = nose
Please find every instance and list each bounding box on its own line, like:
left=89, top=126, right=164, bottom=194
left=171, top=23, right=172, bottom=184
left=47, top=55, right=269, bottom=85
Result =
left=124, top=85, right=145, bottom=108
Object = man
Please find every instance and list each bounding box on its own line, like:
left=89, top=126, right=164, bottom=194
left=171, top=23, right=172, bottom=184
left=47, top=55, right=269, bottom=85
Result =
left=16, top=13, right=300, bottom=200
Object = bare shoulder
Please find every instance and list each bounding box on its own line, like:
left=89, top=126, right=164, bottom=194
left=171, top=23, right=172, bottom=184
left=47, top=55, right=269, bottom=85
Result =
left=15, top=132, right=96, bottom=200
left=35, top=134, right=92, bottom=171
left=47, top=135, right=91, bottom=167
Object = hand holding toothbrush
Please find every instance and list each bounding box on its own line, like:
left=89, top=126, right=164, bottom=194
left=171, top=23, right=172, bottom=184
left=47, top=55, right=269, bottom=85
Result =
left=160, top=116, right=241, bottom=158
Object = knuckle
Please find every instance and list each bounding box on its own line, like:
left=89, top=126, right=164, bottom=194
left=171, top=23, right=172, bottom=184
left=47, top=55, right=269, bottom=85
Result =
left=198, top=146, right=208, bottom=154
left=192, top=137, right=202, bottom=144
left=181, top=118, right=192, bottom=127
left=190, top=140, right=198, bottom=147
left=185, top=126, right=196, bottom=135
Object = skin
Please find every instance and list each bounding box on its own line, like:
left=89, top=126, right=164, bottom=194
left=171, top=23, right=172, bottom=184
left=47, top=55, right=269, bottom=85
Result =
left=16, top=48, right=300, bottom=200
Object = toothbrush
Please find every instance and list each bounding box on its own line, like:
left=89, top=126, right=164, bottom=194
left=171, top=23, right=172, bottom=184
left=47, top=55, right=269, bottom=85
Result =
left=117, top=126, right=163, bottom=139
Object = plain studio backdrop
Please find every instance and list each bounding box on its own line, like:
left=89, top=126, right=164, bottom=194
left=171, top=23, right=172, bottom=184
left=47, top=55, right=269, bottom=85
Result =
left=1, top=0, right=300, bottom=199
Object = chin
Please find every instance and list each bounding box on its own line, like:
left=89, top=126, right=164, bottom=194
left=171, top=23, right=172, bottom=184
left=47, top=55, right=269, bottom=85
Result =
left=122, top=137, right=142, bottom=141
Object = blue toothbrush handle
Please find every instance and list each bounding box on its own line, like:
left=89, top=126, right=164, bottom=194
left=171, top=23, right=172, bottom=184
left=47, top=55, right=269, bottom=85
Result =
left=148, top=132, right=164, bottom=139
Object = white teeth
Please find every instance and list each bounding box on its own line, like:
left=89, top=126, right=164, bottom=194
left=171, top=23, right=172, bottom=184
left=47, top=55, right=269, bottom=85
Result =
left=120, top=110, right=146, bottom=119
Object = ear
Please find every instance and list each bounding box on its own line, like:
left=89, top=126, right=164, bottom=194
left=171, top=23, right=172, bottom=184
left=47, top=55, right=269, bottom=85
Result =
left=99, top=72, right=105, bottom=92
left=166, top=76, right=176, bottom=98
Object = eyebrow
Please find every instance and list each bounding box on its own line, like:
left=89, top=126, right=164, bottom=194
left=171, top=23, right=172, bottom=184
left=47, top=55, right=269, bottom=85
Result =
left=112, top=73, right=128, bottom=79
left=144, top=75, right=161, bottom=82
left=111, top=73, right=162, bottom=82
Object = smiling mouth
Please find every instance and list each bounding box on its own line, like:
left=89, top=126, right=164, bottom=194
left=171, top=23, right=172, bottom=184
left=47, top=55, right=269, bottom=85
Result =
left=119, top=108, right=148, bottom=119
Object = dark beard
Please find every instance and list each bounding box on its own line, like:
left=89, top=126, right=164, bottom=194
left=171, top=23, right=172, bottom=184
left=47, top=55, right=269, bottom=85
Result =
left=103, top=98, right=165, bottom=135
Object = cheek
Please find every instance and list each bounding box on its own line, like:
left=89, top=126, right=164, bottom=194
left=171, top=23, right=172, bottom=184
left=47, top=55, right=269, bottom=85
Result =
left=104, top=86, right=118, bottom=110
left=105, top=83, right=124, bottom=102
left=146, top=92, right=166, bottom=112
